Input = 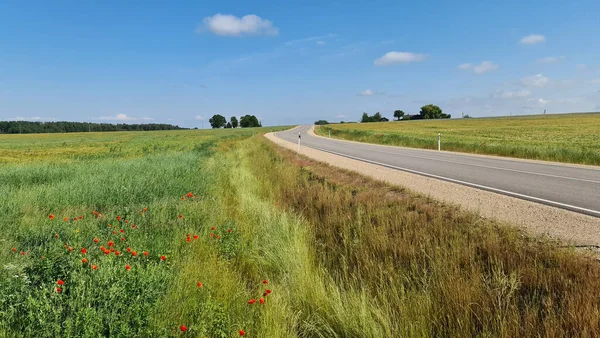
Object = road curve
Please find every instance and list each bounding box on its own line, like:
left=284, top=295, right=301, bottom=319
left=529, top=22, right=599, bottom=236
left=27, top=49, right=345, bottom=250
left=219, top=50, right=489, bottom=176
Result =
left=275, top=125, right=600, bottom=218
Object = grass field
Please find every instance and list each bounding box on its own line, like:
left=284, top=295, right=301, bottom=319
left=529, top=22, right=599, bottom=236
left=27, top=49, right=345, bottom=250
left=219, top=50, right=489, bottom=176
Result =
left=2, top=128, right=600, bottom=337
left=315, top=113, right=600, bottom=165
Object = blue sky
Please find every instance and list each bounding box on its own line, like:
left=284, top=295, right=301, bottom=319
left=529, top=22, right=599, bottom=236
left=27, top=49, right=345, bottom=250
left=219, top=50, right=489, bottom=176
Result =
left=0, top=0, right=599, bottom=127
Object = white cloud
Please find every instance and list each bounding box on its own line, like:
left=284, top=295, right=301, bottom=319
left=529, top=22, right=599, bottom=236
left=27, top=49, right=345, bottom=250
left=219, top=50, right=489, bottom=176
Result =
left=458, top=61, right=498, bottom=74
left=374, top=51, right=425, bottom=66
left=358, top=89, right=374, bottom=96
left=493, top=89, right=531, bottom=99
left=194, top=115, right=204, bottom=121
left=285, top=34, right=336, bottom=45
left=536, top=56, right=564, bottom=64
left=95, top=114, right=154, bottom=121
left=520, top=34, right=546, bottom=45
left=6, top=116, right=56, bottom=121
left=527, top=97, right=550, bottom=106
left=199, top=14, right=278, bottom=36
left=521, top=74, right=550, bottom=87
left=316, top=40, right=326, bottom=46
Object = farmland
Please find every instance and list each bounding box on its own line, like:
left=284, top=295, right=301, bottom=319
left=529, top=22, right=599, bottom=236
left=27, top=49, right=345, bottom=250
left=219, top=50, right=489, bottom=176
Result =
left=316, top=113, right=600, bottom=165
left=2, top=128, right=600, bottom=337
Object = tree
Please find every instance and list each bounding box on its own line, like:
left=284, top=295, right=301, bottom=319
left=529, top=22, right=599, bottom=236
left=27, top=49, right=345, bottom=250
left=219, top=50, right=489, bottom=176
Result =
left=314, top=120, right=329, bottom=125
left=230, top=116, right=238, bottom=128
left=373, top=112, right=382, bottom=121
left=225, top=122, right=232, bottom=128
left=361, top=112, right=370, bottom=123
left=393, top=110, right=405, bottom=120
left=239, top=115, right=261, bottom=128
left=419, top=104, right=451, bottom=119
left=209, top=114, right=227, bottom=128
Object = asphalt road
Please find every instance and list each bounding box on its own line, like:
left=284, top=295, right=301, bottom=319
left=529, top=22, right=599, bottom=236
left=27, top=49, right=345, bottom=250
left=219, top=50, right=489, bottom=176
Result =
left=275, top=125, right=600, bottom=218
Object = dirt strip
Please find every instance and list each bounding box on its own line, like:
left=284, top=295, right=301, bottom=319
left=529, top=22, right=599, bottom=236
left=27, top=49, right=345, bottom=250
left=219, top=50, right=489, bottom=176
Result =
left=265, top=129, right=600, bottom=247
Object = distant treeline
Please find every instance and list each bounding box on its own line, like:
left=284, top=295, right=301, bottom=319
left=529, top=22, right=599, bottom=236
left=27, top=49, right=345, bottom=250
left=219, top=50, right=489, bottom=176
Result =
left=0, top=121, right=185, bottom=134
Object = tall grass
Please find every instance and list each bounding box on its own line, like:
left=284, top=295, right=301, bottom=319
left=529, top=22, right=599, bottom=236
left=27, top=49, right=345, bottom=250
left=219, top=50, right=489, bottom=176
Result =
left=316, top=113, right=600, bottom=165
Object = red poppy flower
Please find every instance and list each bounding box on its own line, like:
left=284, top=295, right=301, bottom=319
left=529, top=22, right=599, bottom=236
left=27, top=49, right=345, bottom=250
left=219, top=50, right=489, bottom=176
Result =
left=178, top=214, right=183, bottom=219
left=109, top=248, right=115, bottom=252
left=209, top=233, right=214, bottom=237
left=79, top=216, right=83, bottom=220
left=259, top=297, right=265, bottom=304
left=11, top=247, right=16, bottom=252
left=91, top=265, right=98, bottom=270
left=239, top=330, right=245, bottom=336
left=131, top=251, right=137, bottom=256
left=131, top=224, right=136, bottom=229
left=211, top=227, right=215, bottom=231
left=143, top=251, right=149, bottom=256
left=112, top=231, right=117, bottom=235
left=56, top=287, right=62, bottom=293
left=100, top=246, right=106, bottom=251
left=160, top=255, right=166, bottom=261
left=121, top=237, right=125, bottom=241
left=108, top=241, right=114, bottom=247
left=73, top=218, right=77, bottom=221
left=94, top=238, right=99, bottom=243
left=125, top=220, right=129, bottom=224
left=127, top=247, right=131, bottom=252
left=187, top=192, right=193, bottom=198
left=216, top=235, right=221, bottom=239
left=266, top=289, right=272, bottom=294
left=197, top=282, right=203, bottom=288
left=143, top=208, right=147, bottom=212
left=186, top=237, right=191, bottom=243
left=117, top=215, right=121, bottom=221
left=120, top=229, right=124, bottom=233
left=67, top=247, right=73, bottom=252
left=93, top=211, right=98, bottom=215
left=48, top=214, right=55, bottom=220
left=82, top=258, right=88, bottom=263
left=180, top=325, right=187, bottom=332
left=63, top=217, right=68, bottom=222
left=262, top=279, right=268, bottom=284
left=57, top=279, right=65, bottom=285
left=193, top=235, right=198, bottom=240
left=20, top=251, right=25, bottom=255
left=227, top=229, right=231, bottom=233
left=55, top=234, right=59, bottom=238
left=115, top=251, right=121, bottom=256
left=125, top=264, right=131, bottom=271
left=248, top=299, right=256, bottom=305
left=81, top=248, right=87, bottom=254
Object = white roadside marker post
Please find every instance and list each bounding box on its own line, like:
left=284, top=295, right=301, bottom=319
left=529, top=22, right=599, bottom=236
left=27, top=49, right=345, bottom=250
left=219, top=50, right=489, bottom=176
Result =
left=298, top=134, right=301, bottom=152
left=438, top=133, right=441, bottom=151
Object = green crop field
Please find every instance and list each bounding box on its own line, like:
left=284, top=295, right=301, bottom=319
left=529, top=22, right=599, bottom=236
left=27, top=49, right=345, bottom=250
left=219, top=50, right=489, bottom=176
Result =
left=2, top=127, right=600, bottom=337
left=316, top=113, right=600, bottom=165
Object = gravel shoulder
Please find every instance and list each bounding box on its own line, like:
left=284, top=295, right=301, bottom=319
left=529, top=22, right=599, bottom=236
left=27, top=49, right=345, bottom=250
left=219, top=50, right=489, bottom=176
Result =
left=265, top=129, right=600, bottom=247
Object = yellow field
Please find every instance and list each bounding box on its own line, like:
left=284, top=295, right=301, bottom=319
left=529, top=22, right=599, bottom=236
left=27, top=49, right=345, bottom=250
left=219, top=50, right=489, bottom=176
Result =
left=317, top=113, right=600, bottom=165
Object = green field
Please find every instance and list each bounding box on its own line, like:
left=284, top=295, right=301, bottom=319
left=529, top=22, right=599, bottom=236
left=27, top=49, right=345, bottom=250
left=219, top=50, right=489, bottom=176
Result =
left=2, top=128, right=600, bottom=337
left=316, top=113, right=600, bottom=165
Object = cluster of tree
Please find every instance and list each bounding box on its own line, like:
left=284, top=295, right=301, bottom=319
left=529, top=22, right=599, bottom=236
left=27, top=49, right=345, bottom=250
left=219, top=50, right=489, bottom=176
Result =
left=361, top=112, right=389, bottom=123
left=392, top=105, right=451, bottom=121
left=314, top=120, right=329, bottom=125
left=209, top=114, right=261, bottom=128
left=0, top=121, right=184, bottom=134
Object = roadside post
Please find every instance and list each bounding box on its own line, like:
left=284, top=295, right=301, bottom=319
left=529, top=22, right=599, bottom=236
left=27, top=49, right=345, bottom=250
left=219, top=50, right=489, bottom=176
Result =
left=298, top=134, right=301, bottom=152
left=438, top=133, right=441, bottom=151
